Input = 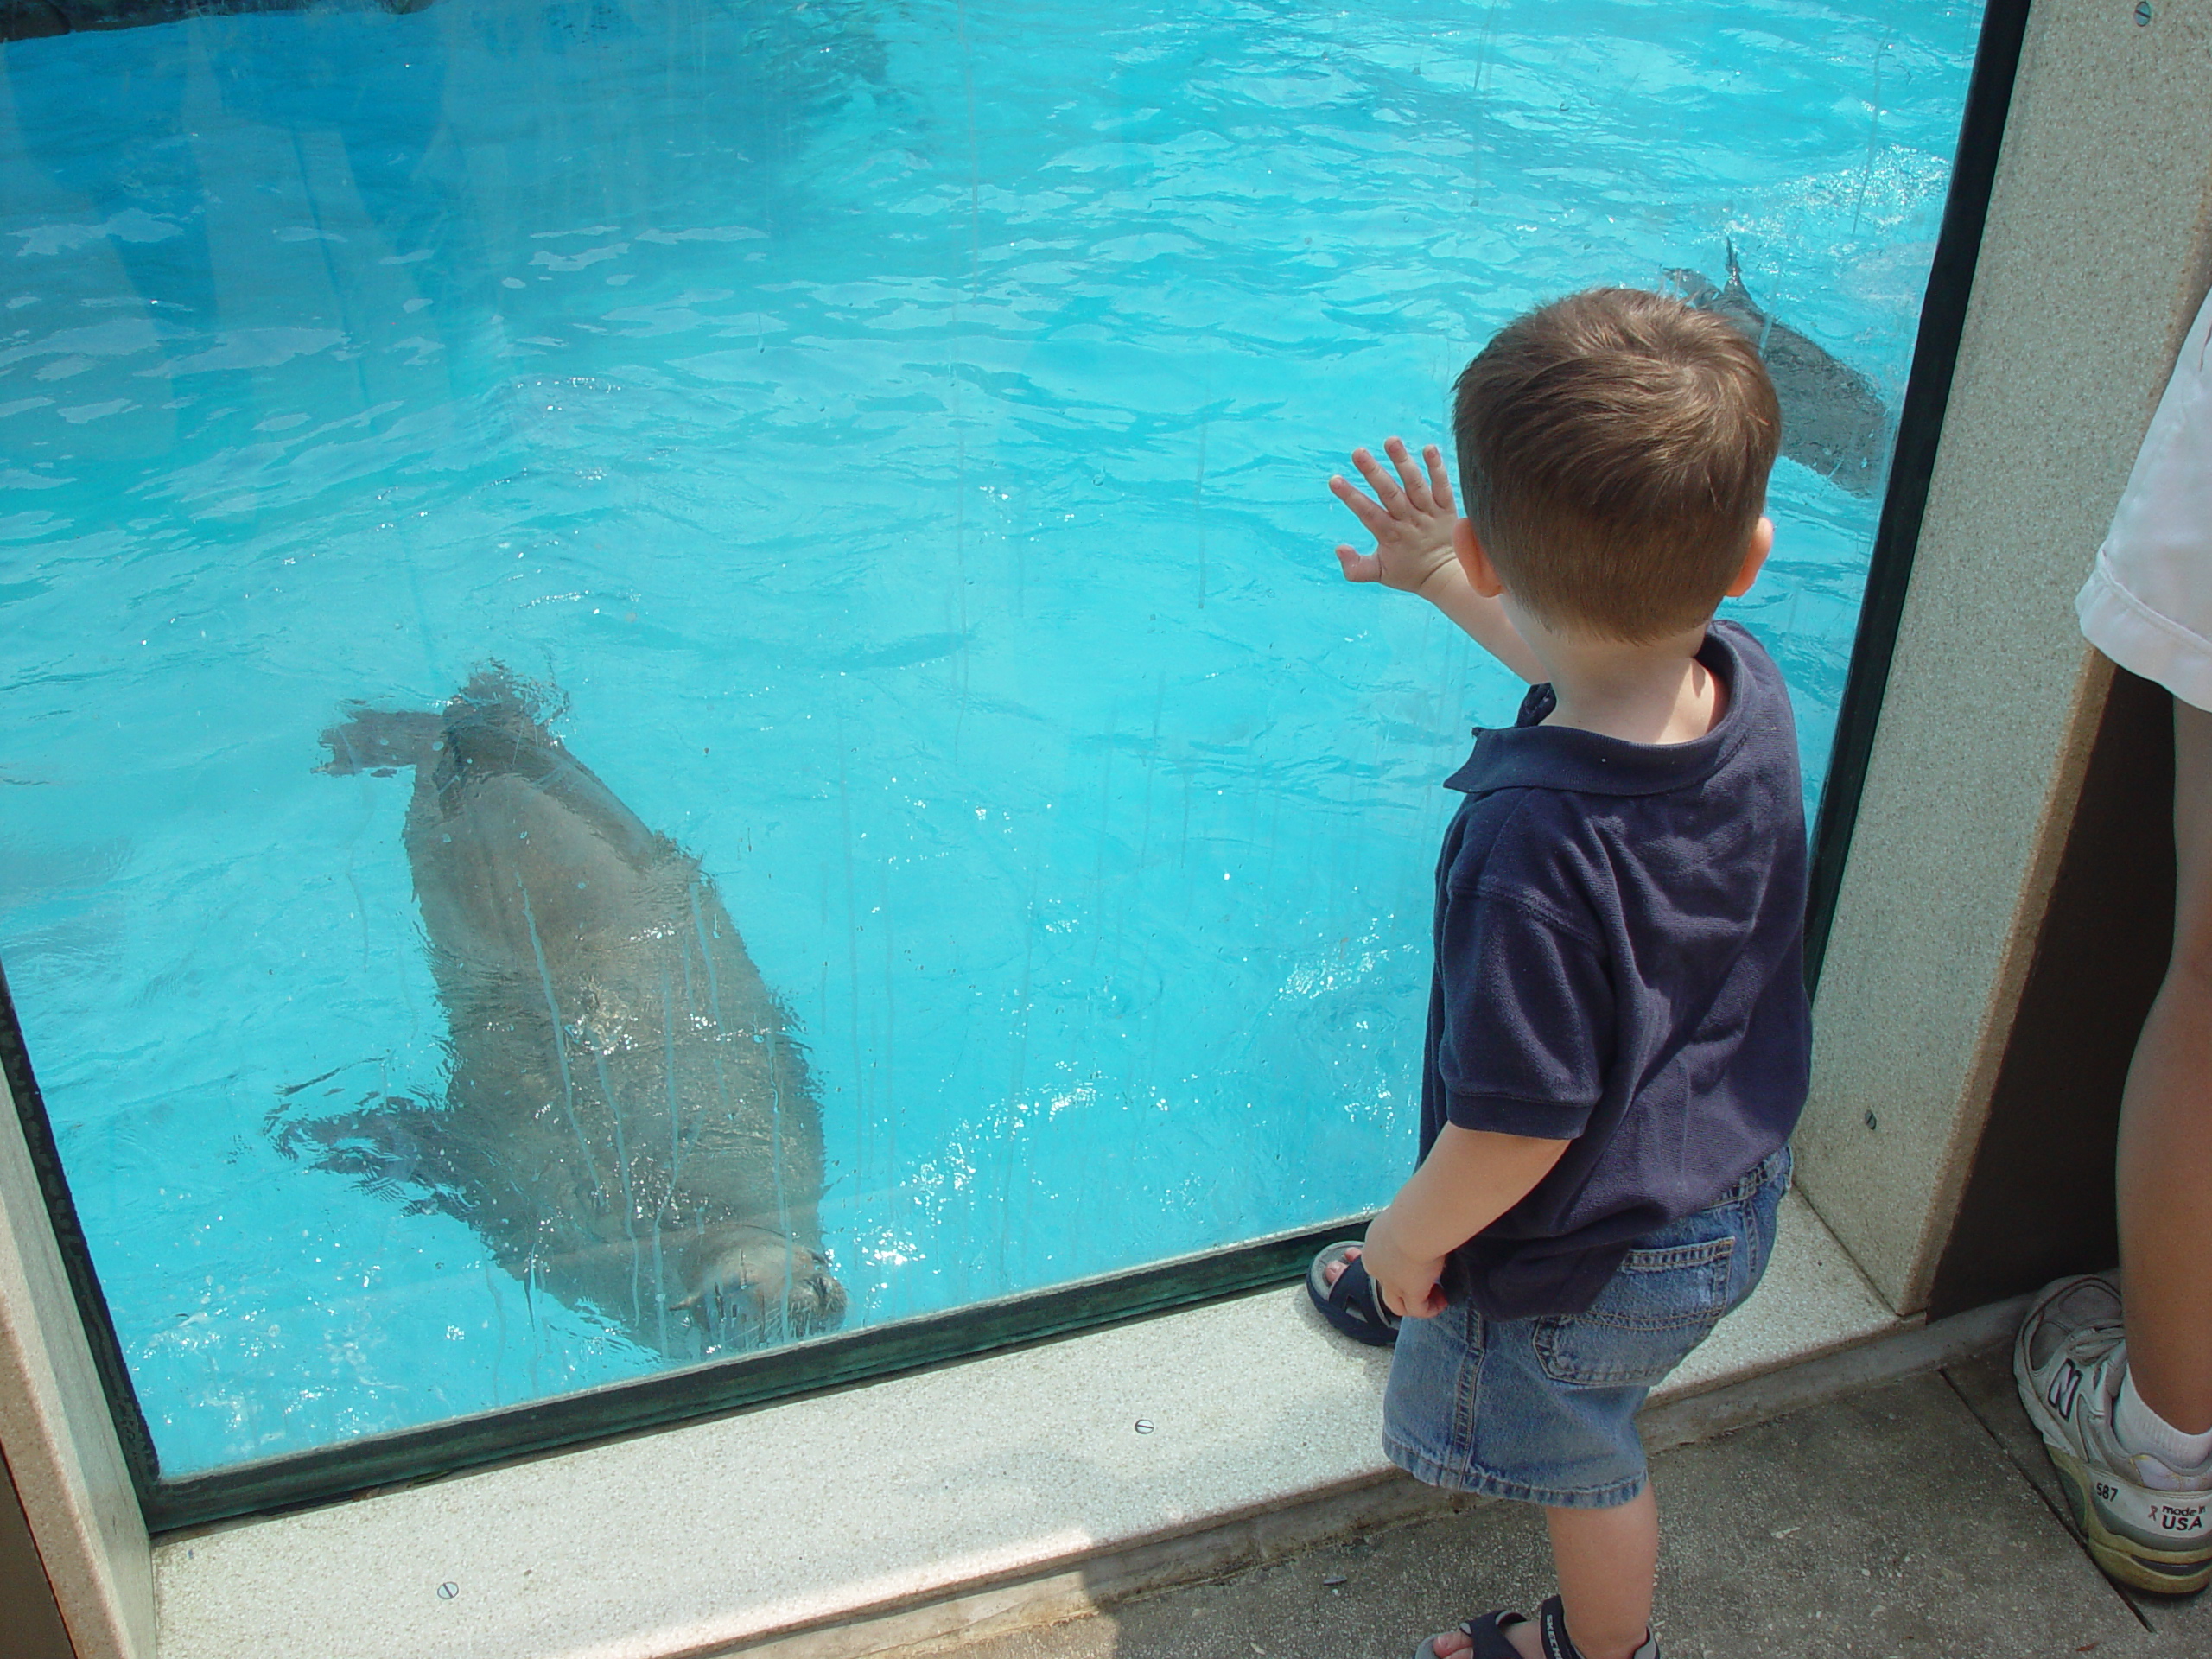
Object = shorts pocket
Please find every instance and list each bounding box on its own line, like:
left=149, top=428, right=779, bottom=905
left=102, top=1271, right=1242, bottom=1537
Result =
left=1532, top=1235, right=1737, bottom=1388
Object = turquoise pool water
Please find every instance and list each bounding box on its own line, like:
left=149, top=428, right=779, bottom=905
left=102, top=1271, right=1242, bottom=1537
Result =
left=0, top=0, right=1982, bottom=1473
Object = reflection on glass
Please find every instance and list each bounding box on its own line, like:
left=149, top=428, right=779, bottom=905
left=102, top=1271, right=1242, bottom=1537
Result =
left=0, top=0, right=1984, bottom=1475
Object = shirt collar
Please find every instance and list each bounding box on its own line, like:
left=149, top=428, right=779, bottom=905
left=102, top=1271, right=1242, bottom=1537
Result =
left=1443, top=621, right=1760, bottom=799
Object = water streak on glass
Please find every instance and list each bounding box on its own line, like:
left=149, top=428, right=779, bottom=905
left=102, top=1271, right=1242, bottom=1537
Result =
left=0, top=0, right=1983, bottom=1474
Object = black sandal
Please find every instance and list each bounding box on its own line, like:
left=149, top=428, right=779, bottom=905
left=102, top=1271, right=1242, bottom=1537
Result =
left=1413, top=1610, right=1531, bottom=1659
left=1306, top=1240, right=1400, bottom=1347
left=1412, top=1599, right=1659, bottom=1659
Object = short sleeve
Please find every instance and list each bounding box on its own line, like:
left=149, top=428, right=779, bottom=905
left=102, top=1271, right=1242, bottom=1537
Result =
left=1435, top=883, right=1614, bottom=1141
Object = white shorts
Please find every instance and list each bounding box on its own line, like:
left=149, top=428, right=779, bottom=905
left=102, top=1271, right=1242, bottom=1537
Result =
left=2078, top=283, right=2212, bottom=714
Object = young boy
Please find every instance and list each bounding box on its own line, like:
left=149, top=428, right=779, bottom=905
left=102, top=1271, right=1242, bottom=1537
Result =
left=1311, top=288, right=1811, bottom=1659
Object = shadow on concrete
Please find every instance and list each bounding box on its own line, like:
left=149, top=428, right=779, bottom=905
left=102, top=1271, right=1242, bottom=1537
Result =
left=955, top=1349, right=2211, bottom=1659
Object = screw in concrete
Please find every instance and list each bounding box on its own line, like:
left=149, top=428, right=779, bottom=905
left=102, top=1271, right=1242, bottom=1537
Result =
left=437, top=1583, right=459, bottom=1600
left=1134, top=1419, right=1154, bottom=1433
left=2136, top=1, right=2155, bottom=23
left=1865, top=1110, right=1878, bottom=1131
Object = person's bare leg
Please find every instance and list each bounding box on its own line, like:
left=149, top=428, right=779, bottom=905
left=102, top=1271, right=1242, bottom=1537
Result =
left=2118, top=698, right=2212, bottom=1433
left=1548, top=1487, right=1658, bottom=1659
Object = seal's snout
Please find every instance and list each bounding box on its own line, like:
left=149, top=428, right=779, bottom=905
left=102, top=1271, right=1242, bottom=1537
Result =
left=683, top=1227, right=849, bottom=1351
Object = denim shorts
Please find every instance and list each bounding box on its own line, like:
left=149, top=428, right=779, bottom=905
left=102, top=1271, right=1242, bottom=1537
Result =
left=1382, top=1145, right=1790, bottom=1510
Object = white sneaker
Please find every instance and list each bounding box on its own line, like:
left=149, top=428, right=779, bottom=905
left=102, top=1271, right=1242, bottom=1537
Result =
left=2014, top=1274, right=2212, bottom=1593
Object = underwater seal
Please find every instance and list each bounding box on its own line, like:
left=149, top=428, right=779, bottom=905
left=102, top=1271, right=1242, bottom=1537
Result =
left=1667, top=241, right=1892, bottom=497
left=290, top=668, right=844, bottom=1358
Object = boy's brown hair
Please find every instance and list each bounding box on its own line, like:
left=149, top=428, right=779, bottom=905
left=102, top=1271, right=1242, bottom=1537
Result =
left=1452, top=287, right=1781, bottom=643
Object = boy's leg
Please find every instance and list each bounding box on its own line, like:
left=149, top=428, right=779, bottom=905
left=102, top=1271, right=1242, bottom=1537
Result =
left=1398, top=1155, right=1786, bottom=1657
left=2116, top=697, right=2212, bottom=1432
left=1547, top=1487, right=1659, bottom=1659
left=1423, top=1488, right=1656, bottom=1659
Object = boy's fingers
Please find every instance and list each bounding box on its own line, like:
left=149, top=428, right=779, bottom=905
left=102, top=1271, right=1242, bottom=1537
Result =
left=1423, top=444, right=1455, bottom=512
left=1383, top=1275, right=1440, bottom=1320
left=1349, top=447, right=1408, bottom=511
left=1328, top=474, right=1390, bottom=534
left=1335, top=544, right=1382, bottom=583
left=1383, top=436, right=1432, bottom=507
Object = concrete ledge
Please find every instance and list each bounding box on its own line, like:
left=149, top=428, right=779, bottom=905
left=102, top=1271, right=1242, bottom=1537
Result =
left=754, top=1292, right=2033, bottom=1659
left=152, top=1190, right=1902, bottom=1659
left=1636, top=1291, right=2027, bottom=1461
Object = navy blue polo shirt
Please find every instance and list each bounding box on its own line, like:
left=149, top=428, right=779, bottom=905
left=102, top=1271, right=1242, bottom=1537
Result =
left=1422, top=619, right=1811, bottom=1321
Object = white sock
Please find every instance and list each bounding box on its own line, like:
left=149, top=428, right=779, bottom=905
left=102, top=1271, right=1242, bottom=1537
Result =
left=2116, top=1368, right=2212, bottom=1469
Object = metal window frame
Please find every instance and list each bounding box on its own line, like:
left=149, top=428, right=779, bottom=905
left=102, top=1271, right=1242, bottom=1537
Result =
left=0, top=0, right=2031, bottom=1534
left=1803, top=0, right=2035, bottom=983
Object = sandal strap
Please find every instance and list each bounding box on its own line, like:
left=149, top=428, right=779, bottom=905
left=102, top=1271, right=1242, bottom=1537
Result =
left=1536, top=1599, right=1578, bottom=1659
left=1534, top=1598, right=1659, bottom=1659
left=1457, top=1611, right=1532, bottom=1659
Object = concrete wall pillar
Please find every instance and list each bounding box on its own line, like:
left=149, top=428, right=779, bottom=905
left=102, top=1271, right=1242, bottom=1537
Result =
left=1796, top=0, right=2212, bottom=1313
left=1, top=1065, right=152, bottom=1659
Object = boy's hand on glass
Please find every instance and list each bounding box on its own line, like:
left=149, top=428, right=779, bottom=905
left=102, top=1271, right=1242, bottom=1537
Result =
left=1329, top=436, right=1462, bottom=600
left=1359, top=1206, right=1449, bottom=1321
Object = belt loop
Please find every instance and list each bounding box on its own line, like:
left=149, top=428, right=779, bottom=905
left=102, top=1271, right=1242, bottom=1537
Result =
left=1738, top=1148, right=1780, bottom=1201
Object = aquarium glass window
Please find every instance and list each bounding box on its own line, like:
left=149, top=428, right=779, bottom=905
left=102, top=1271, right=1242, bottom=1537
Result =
left=1, top=0, right=1986, bottom=1483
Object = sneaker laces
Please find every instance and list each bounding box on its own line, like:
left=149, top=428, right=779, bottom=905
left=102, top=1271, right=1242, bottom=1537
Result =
left=2027, top=1298, right=2123, bottom=1376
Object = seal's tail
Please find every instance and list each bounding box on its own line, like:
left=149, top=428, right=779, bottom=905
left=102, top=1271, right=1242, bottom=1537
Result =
left=319, top=708, right=446, bottom=776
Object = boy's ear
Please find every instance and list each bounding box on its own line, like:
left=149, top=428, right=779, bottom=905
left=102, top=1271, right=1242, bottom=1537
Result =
left=1724, top=517, right=1775, bottom=599
left=1454, top=518, right=1507, bottom=599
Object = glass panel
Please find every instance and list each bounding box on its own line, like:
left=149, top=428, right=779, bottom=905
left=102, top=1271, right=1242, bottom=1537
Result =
left=0, top=0, right=1985, bottom=1478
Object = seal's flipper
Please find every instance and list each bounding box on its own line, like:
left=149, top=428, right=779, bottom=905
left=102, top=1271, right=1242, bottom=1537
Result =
left=1674, top=241, right=1768, bottom=354
left=1719, top=239, right=1759, bottom=314
left=320, top=709, right=446, bottom=776
left=1663, top=265, right=1719, bottom=308
left=270, top=1095, right=467, bottom=1213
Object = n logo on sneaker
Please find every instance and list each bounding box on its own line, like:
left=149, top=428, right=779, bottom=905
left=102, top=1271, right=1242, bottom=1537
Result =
left=2048, top=1360, right=2083, bottom=1419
